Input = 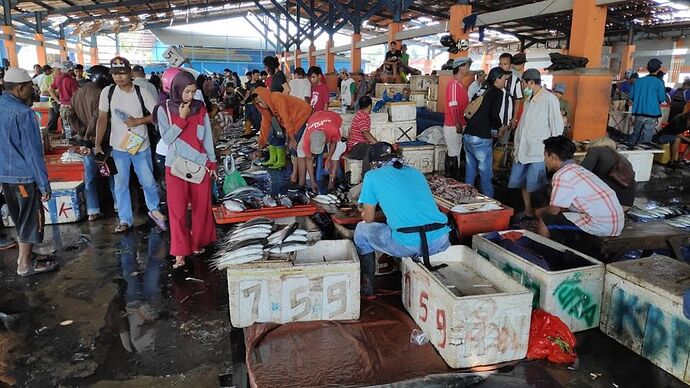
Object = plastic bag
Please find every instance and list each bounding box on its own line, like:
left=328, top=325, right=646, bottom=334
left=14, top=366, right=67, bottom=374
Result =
left=410, top=329, right=429, bottom=346
left=223, top=170, right=247, bottom=195
left=526, top=309, right=577, bottom=364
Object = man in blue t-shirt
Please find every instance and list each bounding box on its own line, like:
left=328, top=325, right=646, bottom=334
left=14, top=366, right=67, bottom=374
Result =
left=628, top=58, right=669, bottom=145
left=355, top=143, right=450, bottom=298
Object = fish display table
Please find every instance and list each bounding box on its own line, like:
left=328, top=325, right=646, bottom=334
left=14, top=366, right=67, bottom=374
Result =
left=212, top=203, right=322, bottom=225
left=595, top=221, right=690, bottom=262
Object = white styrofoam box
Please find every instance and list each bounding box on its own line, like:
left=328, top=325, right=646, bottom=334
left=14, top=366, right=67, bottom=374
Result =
left=2, top=181, right=85, bottom=226
left=375, top=83, right=409, bottom=98
left=619, top=149, right=663, bottom=182
left=426, top=99, right=438, bottom=112
left=392, top=120, right=418, bottom=143
left=370, top=121, right=396, bottom=144
left=226, top=240, right=360, bottom=328
left=330, top=224, right=400, bottom=276
left=370, top=111, right=389, bottom=124
left=410, top=92, right=427, bottom=108
left=473, top=230, right=605, bottom=332
left=388, top=102, right=417, bottom=122
left=600, top=255, right=690, bottom=384
left=274, top=216, right=322, bottom=244
left=401, top=246, right=532, bottom=368
left=343, top=157, right=363, bottom=185
left=428, top=84, right=439, bottom=101
left=399, top=143, right=435, bottom=174
left=410, top=75, right=434, bottom=91
left=339, top=112, right=355, bottom=137
left=434, top=144, right=447, bottom=173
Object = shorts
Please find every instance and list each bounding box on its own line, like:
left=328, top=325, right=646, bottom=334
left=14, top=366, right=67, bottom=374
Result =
left=541, top=213, right=583, bottom=233
left=508, top=162, right=547, bottom=192
left=331, top=141, right=347, bottom=161
left=289, top=124, right=307, bottom=157
left=443, top=125, right=463, bottom=157
left=2, top=183, right=44, bottom=244
left=655, top=134, right=678, bottom=144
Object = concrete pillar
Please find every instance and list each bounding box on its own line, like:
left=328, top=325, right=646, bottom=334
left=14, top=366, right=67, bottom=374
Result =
left=35, top=33, right=47, bottom=66
left=670, top=39, right=685, bottom=85
left=76, top=37, right=85, bottom=65
left=481, top=52, right=493, bottom=73
left=387, top=22, right=401, bottom=46
left=1, top=26, right=18, bottom=67
left=325, top=39, right=335, bottom=73
left=569, top=0, right=607, bottom=68
left=618, top=44, right=636, bottom=80
left=58, top=38, right=68, bottom=60
left=449, top=4, right=471, bottom=60
left=308, top=44, right=316, bottom=67
left=351, top=33, right=361, bottom=72
left=294, top=48, right=302, bottom=70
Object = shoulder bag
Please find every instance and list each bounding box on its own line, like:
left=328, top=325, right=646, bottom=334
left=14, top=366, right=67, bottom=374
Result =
left=165, top=102, right=208, bottom=184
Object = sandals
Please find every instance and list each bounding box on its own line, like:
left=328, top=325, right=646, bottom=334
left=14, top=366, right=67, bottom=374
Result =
left=193, top=248, right=206, bottom=256
left=88, top=214, right=101, bottom=222
left=17, top=259, right=58, bottom=277
left=148, top=211, right=168, bottom=231
left=172, top=257, right=186, bottom=269
left=114, top=223, right=130, bottom=233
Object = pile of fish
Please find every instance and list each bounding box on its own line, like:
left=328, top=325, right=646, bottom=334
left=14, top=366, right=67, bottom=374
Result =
left=312, top=193, right=344, bottom=205
left=627, top=205, right=690, bottom=222
left=221, top=186, right=311, bottom=212
left=427, top=175, right=479, bottom=205
left=666, top=215, right=690, bottom=229
left=210, top=217, right=310, bottom=269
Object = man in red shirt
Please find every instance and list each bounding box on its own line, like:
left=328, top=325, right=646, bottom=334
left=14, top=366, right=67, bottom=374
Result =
left=308, top=66, right=330, bottom=112
left=49, top=59, right=80, bottom=140
left=297, top=110, right=343, bottom=192
left=444, top=57, right=471, bottom=178
left=346, top=96, right=378, bottom=178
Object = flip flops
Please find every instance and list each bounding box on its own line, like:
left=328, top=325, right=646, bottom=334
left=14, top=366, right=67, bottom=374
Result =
left=17, top=259, right=58, bottom=277
left=148, top=211, right=168, bottom=232
left=114, top=223, right=130, bottom=233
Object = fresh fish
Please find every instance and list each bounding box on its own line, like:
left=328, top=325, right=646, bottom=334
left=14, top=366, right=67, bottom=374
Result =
left=268, top=234, right=308, bottom=244
left=0, top=312, right=19, bottom=331
left=228, top=227, right=272, bottom=241
left=267, top=242, right=309, bottom=254
left=267, top=223, right=299, bottom=245
left=215, top=254, right=265, bottom=268
left=223, top=199, right=245, bottom=212
left=288, top=192, right=310, bottom=205
left=240, top=217, right=274, bottom=228
left=262, top=195, right=278, bottom=207
left=224, top=154, right=236, bottom=175
left=229, top=225, right=272, bottom=238
left=278, top=195, right=293, bottom=208
left=313, top=195, right=337, bottom=205
left=225, top=238, right=268, bottom=251
left=244, top=196, right=264, bottom=209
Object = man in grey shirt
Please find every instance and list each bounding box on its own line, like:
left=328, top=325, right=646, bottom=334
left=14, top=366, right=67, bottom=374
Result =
left=132, top=65, right=159, bottom=99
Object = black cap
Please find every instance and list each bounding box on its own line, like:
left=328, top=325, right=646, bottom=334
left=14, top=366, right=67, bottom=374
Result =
left=488, top=66, right=511, bottom=82
left=369, top=142, right=396, bottom=163
left=522, top=68, right=541, bottom=81
left=132, top=65, right=145, bottom=73
left=647, top=58, right=662, bottom=73
left=512, top=52, right=527, bottom=65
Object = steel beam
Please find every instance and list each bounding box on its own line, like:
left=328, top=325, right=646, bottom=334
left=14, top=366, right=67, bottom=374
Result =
left=253, top=0, right=300, bottom=47
left=243, top=15, right=279, bottom=50
left=266, top=0, right=311, bottom=43
left=3, top=0, right=13, bottom=26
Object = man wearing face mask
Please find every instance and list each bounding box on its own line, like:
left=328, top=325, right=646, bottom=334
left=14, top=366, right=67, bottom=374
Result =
left=0, top=68, right=55, bottom=276
left=509, top=69, right=564, bottom=218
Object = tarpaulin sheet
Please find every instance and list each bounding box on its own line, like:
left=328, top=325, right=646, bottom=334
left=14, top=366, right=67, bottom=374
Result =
left=244, top=297, right=455, bottom=387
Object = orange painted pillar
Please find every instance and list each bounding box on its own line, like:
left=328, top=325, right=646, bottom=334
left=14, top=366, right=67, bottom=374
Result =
left=351, top=33, right=362, bottom=72
left=308, top=44, right=316, bottom=67
left=294, top=49, right=302, bottom=70
left=325, top=39, right=335, bottom=73
left=569, top=0, right=607, bottom=68
left=481, top=52, right=493, bottom=73
left=1, top=26, right=18, bottom=67
left=58, top=38, right=68, bottom=61
left=618, top=45, right=636, bottom=80
left=90, top=46, right=99, bottom=65
left=387, top=22, right=401, bottom=46
left=449, top=4, right=471, bottom=60
left=35, top=33, right=47, bottom=66
left=76, top=39, right=85, bottom=66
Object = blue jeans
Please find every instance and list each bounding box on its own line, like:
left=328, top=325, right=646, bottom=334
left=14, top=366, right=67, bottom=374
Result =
left=628, top=116, right=658, bottom=145
left=354, top=221, right=450, bottom=257
left=112, top=148, right=161, bottom=226
left=463, top=134, right=494, bottom=198
left=119, top=230, right=164, bottom=305
left=83, top=154, right=116, bottom=215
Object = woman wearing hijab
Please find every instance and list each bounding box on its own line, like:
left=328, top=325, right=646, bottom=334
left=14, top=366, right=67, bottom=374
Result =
left=157, top=71, right=218, bottom=268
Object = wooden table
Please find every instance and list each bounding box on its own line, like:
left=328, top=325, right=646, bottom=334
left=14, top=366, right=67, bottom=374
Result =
left=595, top=221, right=690, bottom=262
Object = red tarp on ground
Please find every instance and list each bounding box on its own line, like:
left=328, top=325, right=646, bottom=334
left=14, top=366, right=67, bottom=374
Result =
left=244, top=296, right=457, bottom=387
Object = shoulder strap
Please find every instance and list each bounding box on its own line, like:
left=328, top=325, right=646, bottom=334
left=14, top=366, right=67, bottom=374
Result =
left=107, top=84, right=116, bottom=121
left=133, top=84, right=150, bottom=116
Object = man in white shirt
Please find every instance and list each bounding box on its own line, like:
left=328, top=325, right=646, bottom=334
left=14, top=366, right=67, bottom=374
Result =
left=132, top=65, right=159, bottom=99
left=288, top=67, right=311, bottom=103
left=508, top=68, right=564, bottom=218
left=339, top=68, right=356, bottom=111
left=94, top=56, right=166, bottom=233
left=467, top=69, right=486, bottom=100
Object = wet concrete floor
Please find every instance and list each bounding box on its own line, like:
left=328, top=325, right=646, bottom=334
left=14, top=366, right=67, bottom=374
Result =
left=0, top=163, right=688, bottom=387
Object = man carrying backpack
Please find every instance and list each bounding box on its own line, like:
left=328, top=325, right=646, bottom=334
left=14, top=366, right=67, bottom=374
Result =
left=94, top=57, right=166, bottom=233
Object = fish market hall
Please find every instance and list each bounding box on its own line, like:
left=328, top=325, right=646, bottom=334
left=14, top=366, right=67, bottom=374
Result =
left=2, top=0, right=690, bottom=386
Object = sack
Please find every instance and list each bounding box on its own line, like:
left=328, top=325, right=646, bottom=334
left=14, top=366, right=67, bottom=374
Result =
left=608, top=154, right=635, bottom=188
left=171, top=157, right=207, bottom=184
left=120, top=131, right=145, bottom=155
left=95, top=153, right=117, bottom=177
left=464, top=94, right=484, bottom=120
left=527, top=309, right=577, bottom=364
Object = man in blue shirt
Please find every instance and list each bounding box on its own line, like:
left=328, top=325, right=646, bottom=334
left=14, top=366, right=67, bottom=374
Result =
left=628, top=58, right=669, bottom=145
left=0, top=68, right=56, bottom=277
left=355, top=143, right=450, bottom=297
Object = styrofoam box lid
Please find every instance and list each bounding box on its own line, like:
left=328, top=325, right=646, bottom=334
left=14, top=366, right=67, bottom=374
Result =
left=50, top=181, right=84, bottom=190
left=410, top=91, right=426, bottom=95
left=606, top=255, right=690, bottom=302
left=387, top=102, right=417, bottom=107
left=293, top=240, right=358, bottom=265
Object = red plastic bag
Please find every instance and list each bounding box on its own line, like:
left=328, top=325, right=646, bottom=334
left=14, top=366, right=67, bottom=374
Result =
left=526, top=309, right=577, bottom=364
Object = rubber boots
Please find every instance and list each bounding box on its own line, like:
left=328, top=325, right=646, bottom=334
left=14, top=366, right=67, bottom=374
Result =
left=359, top=252, right=376, bottom=298
left=446, top=156, right=459, bottom=179
left=269, top=147, right=287, bottom=169
left=261, top=146, right=277, bottom=166
left=243, top=119, right=253, bottom=136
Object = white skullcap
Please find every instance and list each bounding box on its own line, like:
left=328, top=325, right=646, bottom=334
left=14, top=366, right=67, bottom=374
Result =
left=3, top=68, right=32, bottom=83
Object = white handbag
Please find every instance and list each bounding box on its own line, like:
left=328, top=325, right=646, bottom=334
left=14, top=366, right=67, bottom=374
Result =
left=165, top=101, right=208, bottom=184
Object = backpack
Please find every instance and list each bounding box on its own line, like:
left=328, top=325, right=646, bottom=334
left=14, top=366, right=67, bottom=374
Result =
left=107, top=84, right=160, bottom=152
left=464, top=94, right=485, bottom=120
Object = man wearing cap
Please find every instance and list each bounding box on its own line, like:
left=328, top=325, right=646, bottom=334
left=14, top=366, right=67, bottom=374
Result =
left=468, top=69, right=487, bottom=100
left=444, top=57, right=471, bottom=178
left=552, top=82, right=571, bottom=134
left=297, top=110, right=343, bottom=192
left=355, top=142, right=450, bottom=298
left=95, top=56, right=165, bottom=233
left=49, top=59, right=80, bottom=140
left=463, top=67, right=512, bottom=198
left=618, top=71, right=638, bottom=100
left=510, top=52, right=528, bottom=128
left=0, top=68, right=56, bottom=276
left=509, top=68, right=564, bottom=218
left=132, top=65, right=158, bottom=99
left=628, top=58, right=669, bottom=145
left=339, top=69, right=356, bottom=112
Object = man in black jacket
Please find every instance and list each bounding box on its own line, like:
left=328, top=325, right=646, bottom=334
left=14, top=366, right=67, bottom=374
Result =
left=463, top=67, right=511, bottom=198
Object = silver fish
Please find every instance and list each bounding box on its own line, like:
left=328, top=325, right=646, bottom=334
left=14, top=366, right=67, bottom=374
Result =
left=0, top=312, right=19, bottom=331
left=240, top=217, right=274, bottom=228
left=278, top=196, right=293, bottom=208
left=268, top=223, right=298, bottom=246
left=223, top=199, right=245, bottom=212
left=226, top=238, right=268, bottom=251
left=267, top=242, right=309, bottom=254
left=228, top=229, right=271, bottom=242
left=262, top=195, right=278, bottom=207
left=269, top=234, right=308, bottom=245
